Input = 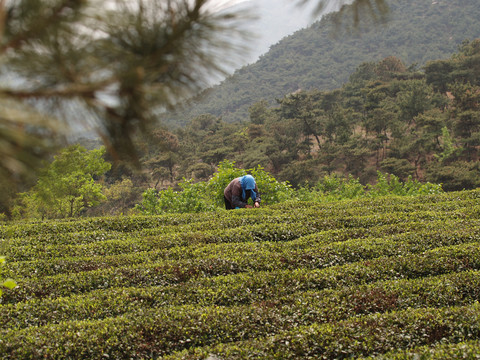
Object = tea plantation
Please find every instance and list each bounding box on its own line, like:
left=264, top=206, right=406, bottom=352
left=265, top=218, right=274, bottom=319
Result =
left=2, top=190, right=480, bottom=359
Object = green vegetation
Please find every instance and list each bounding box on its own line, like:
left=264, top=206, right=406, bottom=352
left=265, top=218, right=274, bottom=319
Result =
left=12, top=145, right=111, bottom=219
left=2, top=4, right=479, bottom=356
left=2, top=2, right=480, bottom=220
left=135, top=161, right=294, bottom=215
left=0, top=257, right=16, bottom=298
left=0, top=0, right=252, bottom=219
left=1, top=189, right=480, bottom=358
left=136, top=161, right=442, bottom=215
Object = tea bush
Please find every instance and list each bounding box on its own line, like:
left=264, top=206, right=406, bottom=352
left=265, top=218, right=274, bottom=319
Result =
left=1, top=189, right=480, bottom=359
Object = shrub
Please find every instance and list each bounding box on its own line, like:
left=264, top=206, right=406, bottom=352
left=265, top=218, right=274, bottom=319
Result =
left=205, top=160, right=246, bottom=208
left=135, top=179, right=216, bottom=215
left=295, top=172, right=442, bottom=203
left=368, top=172, right=443, bottom=197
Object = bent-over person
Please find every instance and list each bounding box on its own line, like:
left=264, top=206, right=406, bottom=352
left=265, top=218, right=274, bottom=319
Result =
left=224, top=175, right=261, bottom=210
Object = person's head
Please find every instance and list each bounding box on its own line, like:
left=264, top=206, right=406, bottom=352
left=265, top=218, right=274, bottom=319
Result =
left=240, top=175, right=257, bottom=202
left=241, top=175, right=255, bottom=190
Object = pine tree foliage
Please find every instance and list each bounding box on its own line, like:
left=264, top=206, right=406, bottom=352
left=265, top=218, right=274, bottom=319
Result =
left=0, top=0, right=247, bottom=175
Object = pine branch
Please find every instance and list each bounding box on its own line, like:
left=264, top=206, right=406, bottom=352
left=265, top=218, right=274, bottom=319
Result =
left=0, top=0, right=84, bottom=54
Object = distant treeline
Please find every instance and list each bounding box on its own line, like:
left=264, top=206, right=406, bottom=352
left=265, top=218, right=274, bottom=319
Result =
left=135, top=39, right=480, bottom=192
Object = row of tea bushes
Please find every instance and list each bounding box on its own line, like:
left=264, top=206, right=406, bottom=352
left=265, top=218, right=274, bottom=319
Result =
left=1, top=211, right=253, bottom=237
left=4, top=223, right=480, bottom=304
left=2, top=270, right=480, bottom=358
left=2, top=240, right=480, bottom=338
left=2, top=264, right=480, bottom=332
left=366, top=339, right=480, bottom=359
left=3, top=189, right=478, bottom=243
left=5, top=205, right=479, bottom=263
left=1, top=189, right=480, bottom=358
left=164, top=303, right=480, bottom=359
left=6, top=217, right=480, bottom=279
left=3, top=272, right=480, bottom=358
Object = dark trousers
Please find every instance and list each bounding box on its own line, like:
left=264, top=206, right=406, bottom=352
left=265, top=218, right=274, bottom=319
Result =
left=224, top=196, right=234, bottom=210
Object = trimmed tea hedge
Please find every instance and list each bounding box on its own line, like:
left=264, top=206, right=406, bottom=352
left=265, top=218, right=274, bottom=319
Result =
left=1, top=189, right=480, bottom=359
left=164, top=303, right=480, bottom=359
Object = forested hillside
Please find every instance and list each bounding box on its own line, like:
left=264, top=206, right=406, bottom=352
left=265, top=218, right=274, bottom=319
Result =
left=140, top=40, right=480, bottom=192
left=6, top=37, right=480, bottom=220
left=164, top=0, right=480, bottom=125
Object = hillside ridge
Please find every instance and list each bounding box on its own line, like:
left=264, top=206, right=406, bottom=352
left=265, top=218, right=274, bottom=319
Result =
left=164, top=0, right=480, bottom=126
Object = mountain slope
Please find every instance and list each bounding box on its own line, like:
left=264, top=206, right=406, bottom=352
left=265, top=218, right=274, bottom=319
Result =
left=164, top=0, right=480, bottom=126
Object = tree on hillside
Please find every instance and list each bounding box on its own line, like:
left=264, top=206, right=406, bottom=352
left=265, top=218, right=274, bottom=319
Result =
left=424, top=39, right=480, bottom=162
left=88, top=178, right=142, bottom=217
left=13, top=145, right=111, bottom=219
left=277, top=92, right=324, bottom=149
left=452, top=39, right=480, bottom=86
left=141, top=128, right=181, bottom=187
left=450, top=81, right=480, bottom=160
